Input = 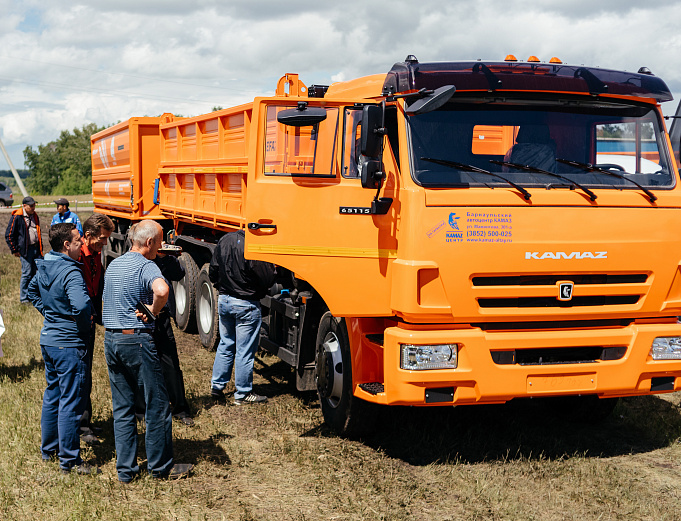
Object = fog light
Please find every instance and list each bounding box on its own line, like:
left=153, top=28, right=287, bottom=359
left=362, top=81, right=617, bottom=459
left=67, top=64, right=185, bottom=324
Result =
left=401, top=344, right=458, bottom=370
left=651, top=337, right=681, bottom=360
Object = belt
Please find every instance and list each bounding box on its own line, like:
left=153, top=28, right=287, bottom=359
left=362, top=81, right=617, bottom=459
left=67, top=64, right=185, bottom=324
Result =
left=105, top=328, right=150, bottom=335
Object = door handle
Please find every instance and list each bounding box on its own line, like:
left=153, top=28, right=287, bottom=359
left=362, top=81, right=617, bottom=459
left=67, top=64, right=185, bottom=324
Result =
left=248, top=222, right=276, bottom=230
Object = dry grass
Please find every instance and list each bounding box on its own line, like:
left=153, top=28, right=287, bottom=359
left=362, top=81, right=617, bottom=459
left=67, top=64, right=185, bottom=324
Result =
left=1, top=251, right=681, bottom=520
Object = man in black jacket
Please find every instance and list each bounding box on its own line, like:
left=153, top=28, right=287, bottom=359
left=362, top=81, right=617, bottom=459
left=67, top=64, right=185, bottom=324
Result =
left=209, top=230, right=275, bottom=405
left=5, top=196, right=44, bottom=303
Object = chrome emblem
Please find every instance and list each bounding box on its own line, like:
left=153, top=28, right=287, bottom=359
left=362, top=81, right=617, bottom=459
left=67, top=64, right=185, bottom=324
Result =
left=558, top=282, right=574, bottom=301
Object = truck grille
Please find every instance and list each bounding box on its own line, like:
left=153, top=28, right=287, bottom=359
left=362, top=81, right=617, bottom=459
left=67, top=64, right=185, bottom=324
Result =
left=491, top=345, right=627, bottom=365
left=473, top=273, right=649, bottom=310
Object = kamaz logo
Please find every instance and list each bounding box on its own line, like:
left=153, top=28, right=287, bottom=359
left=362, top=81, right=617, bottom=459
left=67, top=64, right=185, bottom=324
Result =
left=525, top=251, right=608, bottom=260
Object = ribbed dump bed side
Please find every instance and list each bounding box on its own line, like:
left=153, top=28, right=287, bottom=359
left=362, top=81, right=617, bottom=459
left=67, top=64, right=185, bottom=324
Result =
left=157, top=105, right=253, bottom=231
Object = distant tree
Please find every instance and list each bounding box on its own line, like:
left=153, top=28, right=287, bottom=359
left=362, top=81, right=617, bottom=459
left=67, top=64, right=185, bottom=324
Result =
left=212, top=106, right=223, bottom=112
left=23, top=122, right=105, bottom=195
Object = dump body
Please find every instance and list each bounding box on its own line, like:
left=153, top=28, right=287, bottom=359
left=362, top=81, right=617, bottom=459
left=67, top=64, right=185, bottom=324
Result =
left=92, top=116, right=169, bottom=220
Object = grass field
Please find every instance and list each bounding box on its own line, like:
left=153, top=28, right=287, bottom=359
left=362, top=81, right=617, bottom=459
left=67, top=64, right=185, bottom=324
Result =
left=1, top=250, right=681, bottom=520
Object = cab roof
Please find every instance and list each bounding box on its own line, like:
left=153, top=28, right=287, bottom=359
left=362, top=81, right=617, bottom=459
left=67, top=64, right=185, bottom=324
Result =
left=381, top=58, right=673, bottom=102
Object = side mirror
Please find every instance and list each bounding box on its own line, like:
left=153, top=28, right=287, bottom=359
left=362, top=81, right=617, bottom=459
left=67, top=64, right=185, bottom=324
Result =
left=277, top=104, right=327, bottom=127
left=360, top=159, right=385, bottom=189
left=405, top=85, right=456, bottom=116
left=360, top=105, right=384, bottom=158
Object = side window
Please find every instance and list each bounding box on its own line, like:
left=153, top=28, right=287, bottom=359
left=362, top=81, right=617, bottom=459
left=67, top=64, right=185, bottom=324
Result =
left=264, top=105, right=339, bottom=176
left=595, top=120, right=660, bottom=173
left=0, top=183, right=6, bottom=191
left=342, top=108, right=362, bottom=178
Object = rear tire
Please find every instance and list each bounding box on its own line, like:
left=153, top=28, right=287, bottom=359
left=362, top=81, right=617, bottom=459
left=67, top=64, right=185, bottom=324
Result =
left=174, top=253, right=199, bottom=333
left=315, top=311, right=377, bottom=437
left=196, top=263, right=219, bottom=350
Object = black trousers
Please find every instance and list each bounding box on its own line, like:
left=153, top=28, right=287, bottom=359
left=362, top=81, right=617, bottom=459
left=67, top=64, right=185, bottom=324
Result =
left=78, top=323, right=95, bottom=436
left=135, top=311, right=191, bottom=417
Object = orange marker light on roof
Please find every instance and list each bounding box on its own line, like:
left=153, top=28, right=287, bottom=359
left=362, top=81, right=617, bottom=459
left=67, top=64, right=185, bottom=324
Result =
left=528, top=56, right=540, bottom=62
left=550, top=57, right=562, bottom=64
left=504, top=55, right=518, bottom=62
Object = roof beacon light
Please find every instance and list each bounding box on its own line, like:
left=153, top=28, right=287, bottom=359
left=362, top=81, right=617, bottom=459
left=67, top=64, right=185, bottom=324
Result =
left=550, top=57, right=563, bottom=64
left=528, top=56, right=540, bottom=62
left=504, top=55, right=518, bottom=62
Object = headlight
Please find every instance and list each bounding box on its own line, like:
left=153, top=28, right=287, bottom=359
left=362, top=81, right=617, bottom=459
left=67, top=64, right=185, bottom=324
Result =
left=651, top=337, right=681, bottom=360
left=400, top=344, right=458, bottom=370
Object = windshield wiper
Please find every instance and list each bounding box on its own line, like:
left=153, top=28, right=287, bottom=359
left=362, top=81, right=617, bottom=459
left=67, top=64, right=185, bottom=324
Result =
left=556, top=158, right=657, bottom=203
left=420, top=157, right=532, bottom=200
left=490, top=160, right=597, bottom=201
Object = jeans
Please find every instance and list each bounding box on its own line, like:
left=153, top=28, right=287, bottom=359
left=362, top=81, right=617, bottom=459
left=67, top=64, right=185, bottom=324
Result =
left=40, top=345, right=87, bottom=470
left=20, top=245, right=40, bottom=302
left=211, top=295, right=261, bottom=400
left=79, top=323, right=96, bottom=436
left=104, top=330, right=173, bottom=482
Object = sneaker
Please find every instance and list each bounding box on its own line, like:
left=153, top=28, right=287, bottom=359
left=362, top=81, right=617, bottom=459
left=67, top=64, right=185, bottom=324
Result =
left=61, top=463, right=102, bottom=475
left=234, top=392, right=268, bottom=405
left=80, top=434, right=101, bottom=446
left=211, top=388, right=225, bottom=400
left=154, top=463, right=193, bottom=480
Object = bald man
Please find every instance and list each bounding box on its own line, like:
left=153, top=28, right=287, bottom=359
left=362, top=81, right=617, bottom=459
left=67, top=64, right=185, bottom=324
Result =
left=102, top=220, right=192, bottom=483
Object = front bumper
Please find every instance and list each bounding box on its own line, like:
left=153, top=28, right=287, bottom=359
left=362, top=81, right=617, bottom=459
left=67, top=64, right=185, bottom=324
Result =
left=354, top=322, right=681, bottom=406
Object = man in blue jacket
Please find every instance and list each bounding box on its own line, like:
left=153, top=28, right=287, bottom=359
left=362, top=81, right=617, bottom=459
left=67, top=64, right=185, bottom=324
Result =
left=50, top=198, right=83, bottom=236
left=27, top=223, right=99, bottom=475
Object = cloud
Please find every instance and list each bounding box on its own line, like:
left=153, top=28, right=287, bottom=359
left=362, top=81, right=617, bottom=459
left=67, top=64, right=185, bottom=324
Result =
left=1, top=0, right=681, bottom=171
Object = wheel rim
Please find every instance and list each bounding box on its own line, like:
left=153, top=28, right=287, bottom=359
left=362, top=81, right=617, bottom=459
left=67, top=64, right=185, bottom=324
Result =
left=175, top=278, right=187, bottom=315
left=317, top=331, right=344, bottom=408
left=197, top=281, right=213, bottom=334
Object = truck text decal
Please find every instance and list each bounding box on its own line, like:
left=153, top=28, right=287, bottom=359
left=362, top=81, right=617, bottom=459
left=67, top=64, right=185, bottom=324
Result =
left=525, top=251, right=608, bottom=260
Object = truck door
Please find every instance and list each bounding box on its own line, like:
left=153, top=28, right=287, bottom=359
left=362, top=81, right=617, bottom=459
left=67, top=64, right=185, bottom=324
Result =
left=244, top=100, right=399, bottom=316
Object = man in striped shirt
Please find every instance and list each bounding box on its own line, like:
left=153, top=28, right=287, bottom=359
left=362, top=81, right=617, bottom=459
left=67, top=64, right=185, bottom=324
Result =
left=102, top=220, right=192, bottom=483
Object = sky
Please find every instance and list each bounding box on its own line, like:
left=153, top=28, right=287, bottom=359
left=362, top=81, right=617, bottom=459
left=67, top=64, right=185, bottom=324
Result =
left=1, top=0, right=681, bottom=171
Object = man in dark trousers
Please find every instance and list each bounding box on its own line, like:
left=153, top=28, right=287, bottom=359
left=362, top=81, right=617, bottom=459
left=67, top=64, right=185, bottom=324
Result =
left=5, top=196, right=43, bottom=303
left=134, top=244, right=194, bottom=426
left=209, top=229, right=276, bottom=405
left=27, top=223, right=99, bottom=475
left=102, top=220, right=192, bottom=482
left=77, top=213, right=114, bottom=444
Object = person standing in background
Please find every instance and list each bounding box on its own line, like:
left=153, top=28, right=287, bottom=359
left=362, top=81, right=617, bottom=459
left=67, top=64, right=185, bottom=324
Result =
left=5, top=196, right=43, bottom=304
left=51, top=198, right=83, bottom=236
left=77, top=213, right=114, bottom=445
left=209, top=230, right=275, bottom=405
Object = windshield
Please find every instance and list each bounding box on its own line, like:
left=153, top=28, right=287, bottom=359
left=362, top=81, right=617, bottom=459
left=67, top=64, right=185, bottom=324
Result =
left=408, top=98, right=674, bottom=190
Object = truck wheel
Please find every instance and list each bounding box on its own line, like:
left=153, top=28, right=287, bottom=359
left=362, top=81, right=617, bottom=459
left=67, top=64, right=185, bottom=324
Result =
left=174, top=253, right=198, bottom=333
left=196, top=263, right=219, bottom=350
left=315, top=311, right=377, bottom=437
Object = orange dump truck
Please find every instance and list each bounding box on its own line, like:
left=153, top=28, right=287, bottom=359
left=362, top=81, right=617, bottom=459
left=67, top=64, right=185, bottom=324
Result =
left=92, top=56, right=681, bottom=435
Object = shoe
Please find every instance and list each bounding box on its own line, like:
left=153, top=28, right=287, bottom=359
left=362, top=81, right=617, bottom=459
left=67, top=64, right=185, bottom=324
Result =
left=81, top=434, right=101, bottom=446
left=211, top=388, right=224, bottom=400
left=154, top=463, right=193, bottom=480
left=234, top=392, right=268, bottom=405
left=174, top=415, right=195, bottom=427
left=61, top=463, right=101, bottom=475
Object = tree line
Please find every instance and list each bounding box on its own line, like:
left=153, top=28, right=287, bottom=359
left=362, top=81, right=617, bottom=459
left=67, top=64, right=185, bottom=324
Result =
left=23, top=122, right=106, bottom=195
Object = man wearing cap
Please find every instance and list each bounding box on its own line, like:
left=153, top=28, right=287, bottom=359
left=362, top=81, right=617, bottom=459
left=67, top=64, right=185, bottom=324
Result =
left=51, top=198, right=83, bottom=236
left=5, top=196, right=44, bottom=303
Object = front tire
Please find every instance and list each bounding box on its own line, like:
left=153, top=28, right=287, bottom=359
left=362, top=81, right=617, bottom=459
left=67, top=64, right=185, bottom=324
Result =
left=315, top=311, right=376, bottom=437
left=196, top=263, right=219, bottom=350
left=174, top=253, right=199, bottom=333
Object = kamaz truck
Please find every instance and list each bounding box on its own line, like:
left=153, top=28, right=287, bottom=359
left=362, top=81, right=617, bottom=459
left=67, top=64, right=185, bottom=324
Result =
left=92, top=55, right=681, bottom=435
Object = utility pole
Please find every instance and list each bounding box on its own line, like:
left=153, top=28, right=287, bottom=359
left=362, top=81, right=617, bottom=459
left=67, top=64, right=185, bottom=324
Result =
left=0, top=135, right=28, bottom=198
